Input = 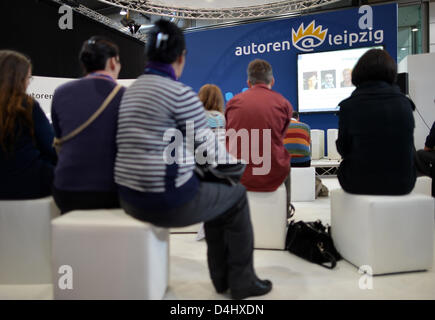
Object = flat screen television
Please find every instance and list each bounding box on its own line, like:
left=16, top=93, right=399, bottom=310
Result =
left=297, top=46, right=383, bottom=113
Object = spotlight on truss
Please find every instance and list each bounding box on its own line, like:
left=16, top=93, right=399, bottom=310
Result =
left=121, top=15, right=142, bottom=34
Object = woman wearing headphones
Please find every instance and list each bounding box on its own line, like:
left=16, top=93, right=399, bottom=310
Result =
left=115, top=20, right=272, bottom=300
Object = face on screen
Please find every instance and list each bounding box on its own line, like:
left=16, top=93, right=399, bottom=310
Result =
left=307, top=75, right=317, bottom=89
left=341, top=69, right=353, bottom=87
left=303, top=72, right=318, bottom=90
left=321, top=71, right=336, bottom=89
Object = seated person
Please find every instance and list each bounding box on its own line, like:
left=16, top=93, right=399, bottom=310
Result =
left=196, top=83, right=227, bottom=241
left=198, top=83, right=226, bottom=145
left=51, top=37, right=125, bottom=213
left=225, top=59, right=292, bottom=212
left=336, top=49, right=416, bottom=195
left=284, top=111, right=311, bottom=167
left=0, top=50, right=57, bottom=199
left=284, top=112, right=328, bottom=197
left=115, top=20, right=272, bottom=300
left=415, top=121, right=435, bottom=196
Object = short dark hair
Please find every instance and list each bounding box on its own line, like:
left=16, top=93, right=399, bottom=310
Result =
left=292, top=111, right=299, bottom=119
left=247, top=59, right=273, bottom=85
left=79, top=36, right=119, bottom=74
left=351, top=49, right=397, bottom=86
left=145, top=19, right=186, bottom=64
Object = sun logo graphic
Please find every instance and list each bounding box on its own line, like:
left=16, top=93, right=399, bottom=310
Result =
left=292, top=20, right=328, bottom=52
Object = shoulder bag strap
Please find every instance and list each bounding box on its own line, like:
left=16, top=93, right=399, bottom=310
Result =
left=317, top=242, right=337, bottom=269
left=53, top=84, right=122, bottom=148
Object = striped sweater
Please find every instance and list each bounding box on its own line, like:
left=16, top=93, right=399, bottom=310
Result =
left=115, top=68, right=225, bottom=210
left=283, top=119, right=311, bottom=164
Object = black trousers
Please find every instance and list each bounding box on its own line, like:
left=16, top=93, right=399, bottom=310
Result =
left=0, top=159, right=54, bottom=200
left=283, top=173, right=292, bottom=218
left=415, top=149, right=435, bottom=196
left=52, top=187, right=120, bottom=214
left=120, top=181, right=257, bottom=291
left=291, top=160, right=311, bottom=167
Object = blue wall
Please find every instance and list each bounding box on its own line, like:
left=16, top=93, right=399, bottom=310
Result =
left=181, top=4, right=397, bottom=155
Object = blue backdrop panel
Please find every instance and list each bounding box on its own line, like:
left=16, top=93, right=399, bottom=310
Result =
left=180, top=3, right=398, bottom=155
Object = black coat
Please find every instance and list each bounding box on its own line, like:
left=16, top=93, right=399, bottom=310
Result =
left=0, top=100, right=57, bottom=199
left=336, top=81, right=416, bottom=195
left=424, top=121, right=435, bottom=149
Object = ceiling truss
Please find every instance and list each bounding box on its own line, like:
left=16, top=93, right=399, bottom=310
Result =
left=52, top=0, right=343, bottom=42
left=96, top=0, right=343, bottom=20
left=53, top=0, right=147, bottom=41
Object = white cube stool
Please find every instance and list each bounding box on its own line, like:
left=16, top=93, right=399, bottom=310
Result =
left=291, top=167, right=316, bottom=202
left=331, top=189, right=434, bottom=275
left=0, top=197, right=60, bottom=284
left=327, top=129, right=341, bottom=160
left=310, top=129, right=325, bottom=160
left=412, top=176, right=432, bottom=196
left=51, top=209, right=169, bottom=299
left=247, top=183, right=287, bottom=250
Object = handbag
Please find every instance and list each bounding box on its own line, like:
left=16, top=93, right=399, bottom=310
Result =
left=285, top=219, right=341, bottom=269
left=194, top=162, right=246, bottom=186
left=53, top=84, right=122, bottom=153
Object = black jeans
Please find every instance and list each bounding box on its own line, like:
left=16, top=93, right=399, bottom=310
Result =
left=291, top=160, right=311, bottom=167
left=120, top=181, right=257, bottom=291
left=283, top=173, right=292, bottom=218
left=415, top=149, right=435, bottom=196
left=0, top=159, right=54, bottom=200
left=52, top=187, right=120, bottom=214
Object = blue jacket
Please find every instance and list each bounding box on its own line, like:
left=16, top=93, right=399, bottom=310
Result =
left=51, top=75, right=125, bottom=192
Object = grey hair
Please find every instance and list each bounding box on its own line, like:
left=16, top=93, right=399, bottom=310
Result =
left=247, top=59, right=273, bottom=85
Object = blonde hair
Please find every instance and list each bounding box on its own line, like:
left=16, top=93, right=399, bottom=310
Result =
left=198, top=84, right=224, bottom=113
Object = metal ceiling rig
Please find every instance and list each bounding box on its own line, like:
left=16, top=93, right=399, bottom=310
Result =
left=98, top=0, right=340, bottom=19
left=52, top=0, right=148, bottom=42
left=96, top=0, right=342, bottom=20
left=52, top=0, right=342, bottom=43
